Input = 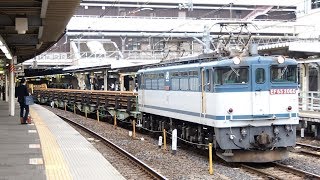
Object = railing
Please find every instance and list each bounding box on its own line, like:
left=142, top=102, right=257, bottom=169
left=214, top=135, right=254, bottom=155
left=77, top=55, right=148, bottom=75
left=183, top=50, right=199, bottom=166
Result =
left=257, top=37, right=320, bottom=51
left=72, top=15, right=295, bottom=22
left=26, top=50, right=199, bottom=64
left=299, top=91, right=320, bottom=111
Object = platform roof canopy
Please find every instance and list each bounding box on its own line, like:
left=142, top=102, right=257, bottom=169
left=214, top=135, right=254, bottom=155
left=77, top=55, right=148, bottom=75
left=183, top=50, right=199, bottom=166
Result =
left=0, top=0, right=80, bottom=64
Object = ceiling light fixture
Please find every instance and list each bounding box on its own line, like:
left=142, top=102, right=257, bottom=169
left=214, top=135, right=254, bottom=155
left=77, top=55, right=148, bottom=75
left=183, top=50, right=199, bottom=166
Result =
left=0, top=35, right=13, bottom=60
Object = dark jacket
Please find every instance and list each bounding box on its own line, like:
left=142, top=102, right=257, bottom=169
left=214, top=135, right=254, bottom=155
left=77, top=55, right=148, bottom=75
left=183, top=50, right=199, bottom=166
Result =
left=15, top=84, right=29, bottom=103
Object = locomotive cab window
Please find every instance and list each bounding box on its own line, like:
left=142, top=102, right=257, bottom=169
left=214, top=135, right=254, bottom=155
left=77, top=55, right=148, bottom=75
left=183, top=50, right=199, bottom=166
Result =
left=255, top=68, right=265, bottom=84
left=214, top=67, right=249, bottom=85
left=271, top=65, right=297, bottom=83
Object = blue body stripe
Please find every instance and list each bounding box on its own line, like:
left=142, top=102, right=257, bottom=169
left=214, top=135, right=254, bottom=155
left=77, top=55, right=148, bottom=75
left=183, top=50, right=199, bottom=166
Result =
left=142, top=104, right=298, bottom=120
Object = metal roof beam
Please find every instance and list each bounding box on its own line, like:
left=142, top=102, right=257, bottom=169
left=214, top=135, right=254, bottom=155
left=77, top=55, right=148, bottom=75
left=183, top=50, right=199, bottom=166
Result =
left=5, top=35, right=38, bottom=45
left=0, top=16, right=42, bottom=26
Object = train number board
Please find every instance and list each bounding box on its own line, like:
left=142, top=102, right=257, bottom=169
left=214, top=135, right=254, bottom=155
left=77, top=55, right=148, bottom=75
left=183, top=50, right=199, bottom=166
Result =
left=270, top=89, right=296, bottom=95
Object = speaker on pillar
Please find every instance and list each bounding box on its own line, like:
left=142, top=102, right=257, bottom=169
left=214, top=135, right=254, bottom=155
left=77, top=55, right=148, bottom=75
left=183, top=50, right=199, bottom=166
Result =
left=15, top=17, right=28, bottom=34
left=13, top=56, right=17, bottom=65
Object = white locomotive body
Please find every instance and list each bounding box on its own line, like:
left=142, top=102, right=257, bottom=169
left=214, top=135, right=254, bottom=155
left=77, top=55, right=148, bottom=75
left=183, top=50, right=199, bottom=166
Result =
left=138, top=56, right=298, bottom=162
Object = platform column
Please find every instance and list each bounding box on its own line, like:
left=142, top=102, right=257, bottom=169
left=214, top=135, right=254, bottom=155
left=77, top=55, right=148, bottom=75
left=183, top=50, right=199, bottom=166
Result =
left=9, top=57, right=15, bottom=116
left=307, top=121, right=312, bottom=134
left=104, top=69, right=108, bottom=91
left=317, top=64, right=320, bottom=91
left=121, top=37, right=126, bottom=54
left=316, top=124, right=320, bottom=139
left=119, top=74, right=124, bottom=91
left=90, top=72, right=94, bottom=90
left=300, top=63, right=309, bottom=111
left=5, top=72, right=8, bottom=102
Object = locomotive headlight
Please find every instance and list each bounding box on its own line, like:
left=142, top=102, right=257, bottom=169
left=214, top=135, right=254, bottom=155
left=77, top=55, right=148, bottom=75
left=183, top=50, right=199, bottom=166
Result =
left=228, top=108, right=233, bottom=114
left=232, top=56, right=241, bottom=65
left=287, top=106, right=292, bottom=111
left=240, top=128, right=247, bottom=137
left=277, top=56, right=285, bottom=64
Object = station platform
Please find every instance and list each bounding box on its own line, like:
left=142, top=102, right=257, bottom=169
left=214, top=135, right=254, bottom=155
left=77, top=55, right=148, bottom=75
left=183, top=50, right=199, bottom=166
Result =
left=0, top=100, right=125, bottom=180
left=300, top=110, right=320, bottom=123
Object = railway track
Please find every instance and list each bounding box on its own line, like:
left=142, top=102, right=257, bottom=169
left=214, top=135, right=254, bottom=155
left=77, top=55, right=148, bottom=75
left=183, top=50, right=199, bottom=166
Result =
left=58, top=116, right=167, bottom=180
left=240, top=162, right=320, bottom=180
left=295, top=142, right=320, bottom=158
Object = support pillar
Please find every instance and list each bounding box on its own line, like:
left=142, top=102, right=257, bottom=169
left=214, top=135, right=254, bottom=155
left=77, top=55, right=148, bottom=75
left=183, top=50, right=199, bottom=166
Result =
left=121, top=37, right=126, bottom=54
left=301, top=120, right=307, bottom=129
left=104, top=69, right=108, bottom=91
left=307, top=121, right=312, bottom=133
left=202, top=25, right=211, bottom=54
left=76, top=73, right=86, bottom=90
left=90, top=72, right=94, bottom=90
left=191, top=41, right=194, bottom=55
left=316, top=124, right=320, bottom=139
left=119, top=74, right=124, bottom=91
left=300, top=63, right=309, bottom=111
left=9, top=58, right=15, bottom=116
left=317, top=65, right=320, bottom=91
left=5, top=72, right=8, bottom=102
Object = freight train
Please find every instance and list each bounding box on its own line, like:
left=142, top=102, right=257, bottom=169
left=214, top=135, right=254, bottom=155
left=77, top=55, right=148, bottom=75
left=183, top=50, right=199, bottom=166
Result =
left=33, top=54, right=299, bottom=162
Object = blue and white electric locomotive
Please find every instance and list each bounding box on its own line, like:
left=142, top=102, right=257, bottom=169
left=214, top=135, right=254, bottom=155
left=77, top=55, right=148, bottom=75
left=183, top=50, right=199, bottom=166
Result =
left=137, top=55, right=298, bottom=162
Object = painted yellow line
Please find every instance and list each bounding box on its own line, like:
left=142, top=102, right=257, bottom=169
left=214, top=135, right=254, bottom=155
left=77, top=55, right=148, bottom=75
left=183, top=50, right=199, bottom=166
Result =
left=30, top=108, right=73, bottom=180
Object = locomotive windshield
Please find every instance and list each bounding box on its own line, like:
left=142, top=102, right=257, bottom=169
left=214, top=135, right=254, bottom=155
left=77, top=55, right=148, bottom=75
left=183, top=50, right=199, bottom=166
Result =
left=271, top=65, right=297, bottom=83
left=214, top=67, right=249, bottom=85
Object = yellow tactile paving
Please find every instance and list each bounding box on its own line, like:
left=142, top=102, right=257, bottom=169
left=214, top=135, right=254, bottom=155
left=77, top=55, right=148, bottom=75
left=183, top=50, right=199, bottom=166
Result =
left=30, top=108, right=73, bottom=180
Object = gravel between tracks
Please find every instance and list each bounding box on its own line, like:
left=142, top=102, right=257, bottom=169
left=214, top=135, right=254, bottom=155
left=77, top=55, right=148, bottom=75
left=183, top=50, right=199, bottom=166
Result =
left=279, top=152, right=320, bottom=175
left=45, top=106, right=257, bottom=180
left=279, top=137, right=320, bottom=175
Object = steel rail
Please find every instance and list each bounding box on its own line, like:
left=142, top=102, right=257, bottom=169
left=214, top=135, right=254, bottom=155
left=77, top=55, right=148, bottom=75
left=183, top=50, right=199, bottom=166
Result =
left=58, top=116, right=167, bottom=180
left=272, top=162, right=320, bottom=179
left=296, top=142, right=320, bottom=150
left=240, top=164, right=279, bottom=179
left=240, top=162, right=320, bottom=180
left=295, top=142, right=320, bottom=158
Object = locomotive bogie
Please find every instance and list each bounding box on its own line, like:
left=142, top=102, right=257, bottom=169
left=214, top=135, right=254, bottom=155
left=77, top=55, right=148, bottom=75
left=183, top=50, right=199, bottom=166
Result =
left=141, top=113, right=214, bottom=145
left=214, top=125, right=296, bottom=150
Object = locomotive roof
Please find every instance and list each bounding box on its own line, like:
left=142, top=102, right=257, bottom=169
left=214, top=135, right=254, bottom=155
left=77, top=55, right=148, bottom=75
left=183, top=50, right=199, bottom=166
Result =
left=138, top=56, right=297, bottom=73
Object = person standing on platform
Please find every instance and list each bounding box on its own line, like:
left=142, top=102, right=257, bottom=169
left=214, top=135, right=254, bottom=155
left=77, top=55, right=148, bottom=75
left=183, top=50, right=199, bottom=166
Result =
left=0, top=85, right=2, bottom=100
left=2, top=85, right=5, bottom=101
left=15, top=78, right=29, bottom=124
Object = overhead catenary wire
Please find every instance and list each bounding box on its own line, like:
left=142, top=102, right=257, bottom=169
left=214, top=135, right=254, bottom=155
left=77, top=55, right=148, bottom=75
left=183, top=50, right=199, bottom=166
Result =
left=49, top=0, right=241, bottom=53
left=47, top=0, right=154, bottom=53
left=46, top=0, right=313, bottom=57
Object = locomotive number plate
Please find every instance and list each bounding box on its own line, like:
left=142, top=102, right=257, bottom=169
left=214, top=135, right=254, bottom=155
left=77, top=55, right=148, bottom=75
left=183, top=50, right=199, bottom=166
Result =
left=270, top=89, right=296, bottom=95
